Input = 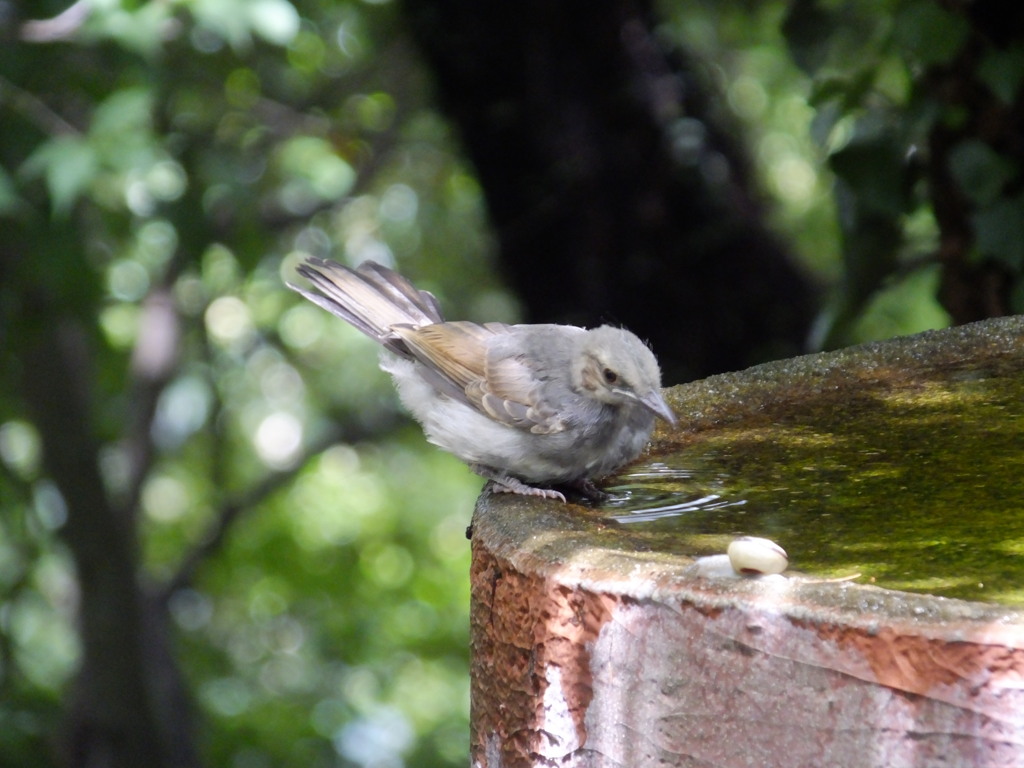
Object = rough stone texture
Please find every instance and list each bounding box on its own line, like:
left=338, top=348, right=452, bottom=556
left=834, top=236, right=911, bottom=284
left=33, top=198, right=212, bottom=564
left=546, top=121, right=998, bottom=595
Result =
left=471, top=544, right=619, bottom=767
left=471, top=512, right=1024, bottom=768
left=470, top=317, right=1024, bottom=768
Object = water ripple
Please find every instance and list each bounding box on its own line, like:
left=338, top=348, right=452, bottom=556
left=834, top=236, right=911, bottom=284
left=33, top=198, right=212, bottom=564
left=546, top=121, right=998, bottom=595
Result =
left=607, top=494, right=746, bottom=524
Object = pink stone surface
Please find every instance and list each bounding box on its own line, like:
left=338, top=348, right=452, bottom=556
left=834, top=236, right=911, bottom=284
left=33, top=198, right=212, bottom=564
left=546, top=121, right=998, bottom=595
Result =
left=471, top=521, right=1024, bottom=768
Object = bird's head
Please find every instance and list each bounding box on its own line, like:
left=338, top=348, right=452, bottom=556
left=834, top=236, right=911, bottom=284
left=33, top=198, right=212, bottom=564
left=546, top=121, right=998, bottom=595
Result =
left=573, top=325, right=677, bottom=425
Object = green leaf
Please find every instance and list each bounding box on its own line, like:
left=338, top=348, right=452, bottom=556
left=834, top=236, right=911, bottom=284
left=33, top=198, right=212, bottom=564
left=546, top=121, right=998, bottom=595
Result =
left=91, top=87, right=154, bottom=138
left=781, top=0, right=835, bottom=75
left=191, top=0, right=257, bottom=50
left=977, top=44, right=1024, bottom=105
left=247, top=0, right=300, bottom=46
left=947, top=140, right=1016, bottom=207
left=807, top=69, right=876, bottom=111
left=829, top=135, right=908, bottom=217
left=0, top=166, right=25, bottom=217
left=85, top=1, right=175, bottom=57
left=21, top=136, right=99, bottom=217
left=277, top=136, right=356, bottom=201
left=893, top=1, right=969, bottom=68
left=972, top=195, right=1024, bottom=270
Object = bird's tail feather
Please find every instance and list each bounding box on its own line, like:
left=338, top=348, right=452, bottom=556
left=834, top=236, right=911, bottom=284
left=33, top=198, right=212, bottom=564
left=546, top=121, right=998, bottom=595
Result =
left=289, top=258, right=444, bottom=356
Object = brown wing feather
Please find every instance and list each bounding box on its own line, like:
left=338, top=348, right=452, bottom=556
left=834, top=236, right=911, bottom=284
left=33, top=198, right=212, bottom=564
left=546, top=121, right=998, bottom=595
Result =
left=392, top=321, right=566, bottom=434
left=392, top=321, right=490, bottom=388
left=479, top=355, right=565, bottom=434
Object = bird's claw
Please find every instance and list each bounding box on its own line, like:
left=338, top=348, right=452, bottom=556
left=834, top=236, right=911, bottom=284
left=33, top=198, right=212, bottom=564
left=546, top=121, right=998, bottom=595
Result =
left=568, top=478, right=610, bottom=503
left=487, top=476, right=567, bottom=503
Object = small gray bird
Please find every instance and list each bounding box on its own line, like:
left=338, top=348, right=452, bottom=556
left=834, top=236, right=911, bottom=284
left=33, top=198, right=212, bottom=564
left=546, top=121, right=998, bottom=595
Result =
left=289, top=258, right=676, bottom=502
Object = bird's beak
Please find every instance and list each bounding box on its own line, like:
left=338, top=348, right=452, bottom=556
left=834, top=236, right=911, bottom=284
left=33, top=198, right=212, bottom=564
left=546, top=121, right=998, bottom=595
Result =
left=639, top=389, right=677, bottom=426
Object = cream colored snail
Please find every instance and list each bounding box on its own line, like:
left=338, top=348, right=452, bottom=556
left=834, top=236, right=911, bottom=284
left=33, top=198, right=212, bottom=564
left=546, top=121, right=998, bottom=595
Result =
left=727, top=536, right=788, bottom=575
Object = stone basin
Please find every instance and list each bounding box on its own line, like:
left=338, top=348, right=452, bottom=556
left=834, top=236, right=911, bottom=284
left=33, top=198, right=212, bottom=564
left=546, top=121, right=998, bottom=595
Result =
left=469, top=316, right=1024, bottom=768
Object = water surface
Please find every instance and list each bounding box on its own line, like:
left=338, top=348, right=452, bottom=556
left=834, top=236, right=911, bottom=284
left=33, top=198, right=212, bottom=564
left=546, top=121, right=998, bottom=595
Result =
left=603, top=371, right=1024, bottom=607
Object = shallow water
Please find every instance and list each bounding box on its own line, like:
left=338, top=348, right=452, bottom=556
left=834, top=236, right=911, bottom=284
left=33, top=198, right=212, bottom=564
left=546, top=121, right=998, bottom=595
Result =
left=602, top=370, right=1024, bottom=607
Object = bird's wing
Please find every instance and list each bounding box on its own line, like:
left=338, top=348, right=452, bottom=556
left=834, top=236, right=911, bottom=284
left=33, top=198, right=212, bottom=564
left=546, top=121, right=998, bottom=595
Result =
left=289, top=258, right=443, bottom=358
left=391, top=321, right=567, bottom=434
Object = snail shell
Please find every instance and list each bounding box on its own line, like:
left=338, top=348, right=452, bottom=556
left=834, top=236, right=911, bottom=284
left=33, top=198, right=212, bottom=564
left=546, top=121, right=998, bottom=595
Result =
left=727, top=536, right=788, bottom=575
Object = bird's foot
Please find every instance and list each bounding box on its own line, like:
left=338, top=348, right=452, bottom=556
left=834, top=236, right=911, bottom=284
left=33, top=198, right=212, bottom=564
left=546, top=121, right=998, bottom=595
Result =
left=472, top=465, right=567, bottom=503
left=566, top=477, right=610, bottom=503
left=488, top=477, right=567, bottom=503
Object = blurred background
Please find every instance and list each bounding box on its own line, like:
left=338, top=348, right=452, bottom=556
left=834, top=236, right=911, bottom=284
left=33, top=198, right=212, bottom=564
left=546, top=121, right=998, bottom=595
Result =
left=0, top=0, right=1021, bottom=766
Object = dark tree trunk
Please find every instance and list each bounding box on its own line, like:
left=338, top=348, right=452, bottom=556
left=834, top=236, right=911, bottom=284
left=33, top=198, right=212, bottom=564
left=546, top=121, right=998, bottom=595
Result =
left=3, top=231, right=201, bottom=768
left=402, top=0, right=817, bottom=382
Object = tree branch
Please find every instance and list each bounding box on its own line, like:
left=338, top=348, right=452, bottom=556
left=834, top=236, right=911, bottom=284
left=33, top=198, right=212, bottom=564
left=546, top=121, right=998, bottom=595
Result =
left=161, top=401, right=403, bottom=599
left=0, top=75, right=80, bottom=136
left=117, top=285, right=183, bottom=524
left=160, top=426, right=341, bottom=599
left=19, top=0, right=93, bottom=43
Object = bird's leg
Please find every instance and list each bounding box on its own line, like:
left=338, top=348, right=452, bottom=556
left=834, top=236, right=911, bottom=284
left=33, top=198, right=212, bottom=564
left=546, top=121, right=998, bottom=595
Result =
left=471, top=464, right=567, bottom=503
left=565, top=477, right=611, bottom=503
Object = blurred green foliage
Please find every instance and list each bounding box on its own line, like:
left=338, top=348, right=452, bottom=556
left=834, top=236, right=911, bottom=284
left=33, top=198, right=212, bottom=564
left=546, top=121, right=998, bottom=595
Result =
left=1, top=0, right=1014, bottom=765
left=1, top=1, right=493, bottom=765
left=658, top=0, right=973, bottom=347
left=780, top=0, right=1022, bottom=342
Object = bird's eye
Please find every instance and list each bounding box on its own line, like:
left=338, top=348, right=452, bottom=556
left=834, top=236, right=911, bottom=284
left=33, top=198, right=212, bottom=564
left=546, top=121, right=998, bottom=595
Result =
left=602, top=368, right=619, bottom=385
